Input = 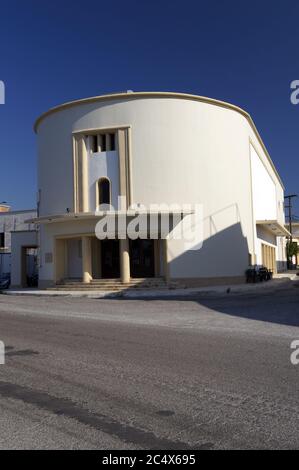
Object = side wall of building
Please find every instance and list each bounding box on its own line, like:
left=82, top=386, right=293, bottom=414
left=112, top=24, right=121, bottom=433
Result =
left=248, top=133, right=286, bottom=270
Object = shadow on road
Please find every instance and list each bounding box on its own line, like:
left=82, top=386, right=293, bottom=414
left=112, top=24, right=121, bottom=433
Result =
left=110, top=284, right=299, bottom=328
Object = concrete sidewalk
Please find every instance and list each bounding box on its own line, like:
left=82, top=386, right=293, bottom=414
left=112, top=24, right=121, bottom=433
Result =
left=0, top=275, right=296, bottom=299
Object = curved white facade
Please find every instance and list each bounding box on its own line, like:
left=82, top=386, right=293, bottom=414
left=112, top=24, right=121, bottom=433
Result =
left=35, top=92, right=287, bottom=287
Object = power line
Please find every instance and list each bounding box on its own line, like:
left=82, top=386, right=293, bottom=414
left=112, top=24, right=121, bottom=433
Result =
left=284, top=194, right=298, bottom=269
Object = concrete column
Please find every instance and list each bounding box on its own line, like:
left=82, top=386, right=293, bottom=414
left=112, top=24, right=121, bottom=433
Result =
left=82, top=236, right=92, bottom=283
left=80, top=137, right=89, bottom=213
left=162, top=238, right=170, bottom=285
left=120, top=238, right=130, bottom=283
left=97, top=134, right=102, bottom=153
left=117, top=129, right=128, bottom=206
left=106, top=133, right=111, bottom=152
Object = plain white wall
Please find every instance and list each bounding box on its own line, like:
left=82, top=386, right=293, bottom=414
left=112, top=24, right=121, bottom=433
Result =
left=250, top=143, right=286, bottom=266
left=250, top=144, right=277, bottom=221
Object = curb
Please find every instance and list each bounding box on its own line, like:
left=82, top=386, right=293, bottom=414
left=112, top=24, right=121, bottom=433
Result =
left=0, top=278, right=293, bottom=299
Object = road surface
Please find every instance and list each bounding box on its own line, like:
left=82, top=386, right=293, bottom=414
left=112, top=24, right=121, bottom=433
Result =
left=0, top=287, right=299, bottom=449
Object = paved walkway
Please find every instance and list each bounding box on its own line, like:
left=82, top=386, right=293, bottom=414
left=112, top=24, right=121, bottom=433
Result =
left=1, top=274, right=296, bottom=298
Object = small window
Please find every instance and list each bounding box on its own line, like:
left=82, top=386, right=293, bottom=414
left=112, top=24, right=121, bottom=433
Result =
left=101, top=134, right=107, bottom=152
left=0, top=232, right=4, bottom=248
left=89, top=132, right=116, bottom=154
left=91, top=135, right=98, bottom=153
left=98, top=178, right=111, bottom=206
left=45, top=252, right=53, bottom=263
left=109, top=133, right=115, bottom=151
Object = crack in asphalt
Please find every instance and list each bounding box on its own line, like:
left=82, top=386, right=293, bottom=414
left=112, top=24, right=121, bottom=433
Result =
left=4, top=346, right=40, bottom=357
left=6, top=350, right=39, bottom=357
left=0, top=381, right=213, bottom=450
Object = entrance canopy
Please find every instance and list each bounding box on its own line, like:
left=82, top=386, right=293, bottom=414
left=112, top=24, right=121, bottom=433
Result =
left=27, top=209, right=194, bottom=225
left=256, top=220, right=291, bottom=238
left=27, top=209, right=194, bottom=239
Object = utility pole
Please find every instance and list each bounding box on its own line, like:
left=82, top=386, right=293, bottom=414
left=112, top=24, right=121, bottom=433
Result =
left=284, top=194, right=298, bottom=268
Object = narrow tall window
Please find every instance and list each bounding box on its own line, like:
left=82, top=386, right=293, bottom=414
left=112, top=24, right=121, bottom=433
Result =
left=91, top=135, right=98, bottom=153
left=0, top=233, right=4, bottom=249
left=109, top=133, right=115, bottom=151
left=101, top=134, right=107, bottom=152
left=98, top=178, right=111, bottom=206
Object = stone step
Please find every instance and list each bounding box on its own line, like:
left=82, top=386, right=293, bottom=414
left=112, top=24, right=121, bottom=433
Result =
left=57, top=283, right=166, bottom=288
left=47, top=285, right=169, bottom=291
left=61, top=278, right=165, bottom=285
left=48, top=277, right=169, bottom=291
left=48, top=287, right=170, bottom=292
left=55, top=283, right=166, bottom=288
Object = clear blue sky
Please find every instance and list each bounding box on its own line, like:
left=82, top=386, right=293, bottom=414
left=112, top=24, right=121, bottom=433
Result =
left=0, top=0, right=299, bottom=215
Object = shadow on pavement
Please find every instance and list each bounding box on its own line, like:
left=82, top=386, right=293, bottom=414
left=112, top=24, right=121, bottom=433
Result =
left=110, top=284, right=299, bottom=328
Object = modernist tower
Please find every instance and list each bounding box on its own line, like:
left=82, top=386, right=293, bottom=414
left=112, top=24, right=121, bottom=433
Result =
left=33, top=92, right=288, bottom=288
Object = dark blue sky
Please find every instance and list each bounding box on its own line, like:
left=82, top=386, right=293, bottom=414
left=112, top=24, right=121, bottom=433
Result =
left=0, top=0, right=299, bottom=214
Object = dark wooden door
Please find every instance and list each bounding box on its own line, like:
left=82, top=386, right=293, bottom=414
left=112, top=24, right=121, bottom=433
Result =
left=130, top=239, right=155, bottom=278
left=101, top=240, right=120, bottom=278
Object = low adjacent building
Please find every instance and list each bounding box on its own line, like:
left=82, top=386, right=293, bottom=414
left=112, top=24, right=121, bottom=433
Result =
left=287, top=222, right=299, bottom=267
left=0, top=205, right=38, bottom=287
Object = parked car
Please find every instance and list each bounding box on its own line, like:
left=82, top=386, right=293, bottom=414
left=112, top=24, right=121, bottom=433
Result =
left=246, top=265, right=273, bottom=283
left=0, top=273, right=11, bottom=290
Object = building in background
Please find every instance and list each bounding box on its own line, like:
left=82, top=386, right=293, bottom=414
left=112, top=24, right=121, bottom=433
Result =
left=0, top=204, right=38, bottom=287
left=286, top=221, right=299, bottom=267
left=0, top=203, right=10, bottom=213
left=32, top=92, right=288, bottom=289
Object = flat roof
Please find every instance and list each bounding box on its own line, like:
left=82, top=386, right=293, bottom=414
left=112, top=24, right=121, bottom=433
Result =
left=34, top=91, right=255, bottom=132
left=33, top=91, right=284, bottom=188
left=0, top=209, right=36, bottom=216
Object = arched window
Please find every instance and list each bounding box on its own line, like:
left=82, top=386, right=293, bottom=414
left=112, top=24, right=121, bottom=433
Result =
left=98, top=178, right=111, bottom=206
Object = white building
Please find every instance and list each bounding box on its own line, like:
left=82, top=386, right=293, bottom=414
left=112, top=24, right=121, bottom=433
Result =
left=286, top=222, right=299, bottom=267
left=33, top=91, right=288, bottom=288
left=0, top=205, right=37, bottom=286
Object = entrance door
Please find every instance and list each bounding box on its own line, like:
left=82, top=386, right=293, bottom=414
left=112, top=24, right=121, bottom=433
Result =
left=130, top=239, right=155, bottom=278
left=67, top=238, right=82, bottom=279
left=261, top=243, right=276, bottom=273
left=21, top=246, right=38, bottom=287
left=101, top=240, right=120, bottom=278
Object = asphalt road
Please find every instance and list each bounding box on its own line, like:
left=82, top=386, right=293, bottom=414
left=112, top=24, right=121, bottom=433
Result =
left=0, top=286, right=299, bottom=449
